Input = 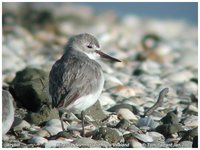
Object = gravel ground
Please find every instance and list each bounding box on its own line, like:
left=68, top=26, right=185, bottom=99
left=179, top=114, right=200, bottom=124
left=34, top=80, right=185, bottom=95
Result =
left=2, top=3, right=198, bottom=148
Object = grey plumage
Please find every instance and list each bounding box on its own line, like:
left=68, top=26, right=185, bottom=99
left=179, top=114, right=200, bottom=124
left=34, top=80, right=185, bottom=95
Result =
left=49, top=49, right=103, bottom=109
left=49, top=33, right=104, bottom=113
left=48, top=33, right=120, bottom=132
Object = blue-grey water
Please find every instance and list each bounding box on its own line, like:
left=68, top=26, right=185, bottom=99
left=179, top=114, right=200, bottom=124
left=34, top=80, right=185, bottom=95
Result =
left=80, top=2, right=198, bottom=25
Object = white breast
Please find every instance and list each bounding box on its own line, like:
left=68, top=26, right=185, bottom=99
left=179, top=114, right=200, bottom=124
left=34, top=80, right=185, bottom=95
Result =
left=67, top=72, right=104, bottom=114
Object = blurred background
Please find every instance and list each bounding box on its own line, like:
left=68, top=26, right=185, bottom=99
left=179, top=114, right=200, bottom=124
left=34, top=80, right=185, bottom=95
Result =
left=2, top=3, right=198, bottom=148
left=81, top=2, right=198, bottom=25
left=2, top=2, right=198, bottom=82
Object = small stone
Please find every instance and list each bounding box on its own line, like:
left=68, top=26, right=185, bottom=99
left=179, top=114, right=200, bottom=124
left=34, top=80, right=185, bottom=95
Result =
left=25, top=106, right=59, bottom=125
left=137, top=116, right=159, bottom=130
left=107, top=103, right=138, bottom=114
left=167, top=70, right=194, bottom=83
left=179, top=127, right=198, bottom=142
left=67, top=123, right=97, bottom=137
left=56, top=131, right=74, bottom=139
left=94, top=127, right=123, bottom=144
left=155, top=123, right=184, bottom=137
left=115, top=119, right=130, bottom=129
left=2, top=135, right=10, bottom=141
left=160, top=112, right=179, bottom=124
left=133, top=133, right=154, bottom=143
left=134, top=60, right=161, bottom=75
left=84, top=100, right=107, bottom=125
left=35, top=129, right=50, bottom=137
left=28, top=136, right=48, bottom=145
left=127, top=125, right=140, bottom=133
left=105, top=114, right=120, bottom=127
left=182, top=115, right=198, bottom=128
left=18, top=131, right=31, bottom=140
left=176, top=81, right=198, bottom=97
left=146, top=132, right=165, bottom=142
left=2, top=90, right=15, bottom=136
left=117, top=108, right=138, bottom=122
left=12, top=117, right=31, bottom=131
left=129, top=138, right=144, bottom=148
left=43, top=126, right=63, bottom=136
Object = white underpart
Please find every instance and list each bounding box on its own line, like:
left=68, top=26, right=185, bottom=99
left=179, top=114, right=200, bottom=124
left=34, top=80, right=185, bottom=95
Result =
left=67, top=72, right=104, bottom=114
left=85, top=52, right=100, bottom=60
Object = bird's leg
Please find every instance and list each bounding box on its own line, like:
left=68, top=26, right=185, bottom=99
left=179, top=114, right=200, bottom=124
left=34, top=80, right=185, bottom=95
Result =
left=81, top=111, right=85, bottom=137
left=59, top=109, right=66, bottom=131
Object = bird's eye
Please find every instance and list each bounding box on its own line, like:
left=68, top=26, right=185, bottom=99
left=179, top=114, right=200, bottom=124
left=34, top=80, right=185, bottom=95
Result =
left=87, top=45, right=93, bottom=49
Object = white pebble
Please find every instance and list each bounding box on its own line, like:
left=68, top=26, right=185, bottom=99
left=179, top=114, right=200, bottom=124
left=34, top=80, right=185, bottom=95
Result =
left=117, top=108, right=138, bottom=121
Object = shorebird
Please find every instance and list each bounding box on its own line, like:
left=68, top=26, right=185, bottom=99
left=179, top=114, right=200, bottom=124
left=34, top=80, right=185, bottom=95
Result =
left=2, top=90, right=15, bottom=137
left=48, top=33, right=121, bottom=136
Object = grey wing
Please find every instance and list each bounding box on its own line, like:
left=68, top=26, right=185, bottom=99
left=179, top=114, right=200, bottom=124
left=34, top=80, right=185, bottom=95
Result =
left=49, top=57, right=102, bottom=108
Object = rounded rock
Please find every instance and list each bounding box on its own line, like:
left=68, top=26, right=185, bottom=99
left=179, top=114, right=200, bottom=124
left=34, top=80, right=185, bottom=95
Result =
left=11, top=67, right=49, bottom=112
left=12, top=117, right=31, bottom=131
left=2, top=90, right=15, bottom=136
left=117, top=108, right=138, bottom=122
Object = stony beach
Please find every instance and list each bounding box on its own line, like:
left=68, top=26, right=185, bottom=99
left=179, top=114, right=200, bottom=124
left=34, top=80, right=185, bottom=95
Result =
left=2, top=3, right=198, bottom=148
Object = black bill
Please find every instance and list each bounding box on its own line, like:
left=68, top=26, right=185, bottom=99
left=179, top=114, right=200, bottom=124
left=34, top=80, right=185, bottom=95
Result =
left=95, top=50, right=121, bottom=62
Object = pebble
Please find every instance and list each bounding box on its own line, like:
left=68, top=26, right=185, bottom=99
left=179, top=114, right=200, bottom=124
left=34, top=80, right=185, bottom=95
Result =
left=94, top=127, right=123, bottom=144
left=105, top=114, right=120, bottom=127
left=43, top=125, right=65, bottom=136
left=155, top=124, right=184, bottom=137
left=117, top=108, right=138, bottom=122
left=146, top=132, right=165, bottom=142
left=160, top=112, right=179, bottom=124
left=12, top=117, right=31, bottom=131
left=176, top=81, right=198, bottom=96
left=35, top=129, right=50, bottom=137
left=2, top=90, right=15, bottom=136
left=115, top=119, right=130, bottom=129
left=167, top=70, right=194, bottom=83
left=133, top=133, right=154, bottom=143
left=137, top=116, right=159, bottom=130
left=107, top=103, right=138, bottom=114
left=136, top=60, right=161, bottom=75
left=36, top=119, right=68, bottom=136
left=129, top=138, right=144, bottom=148
left=182, top=115, right=198, bottom=127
